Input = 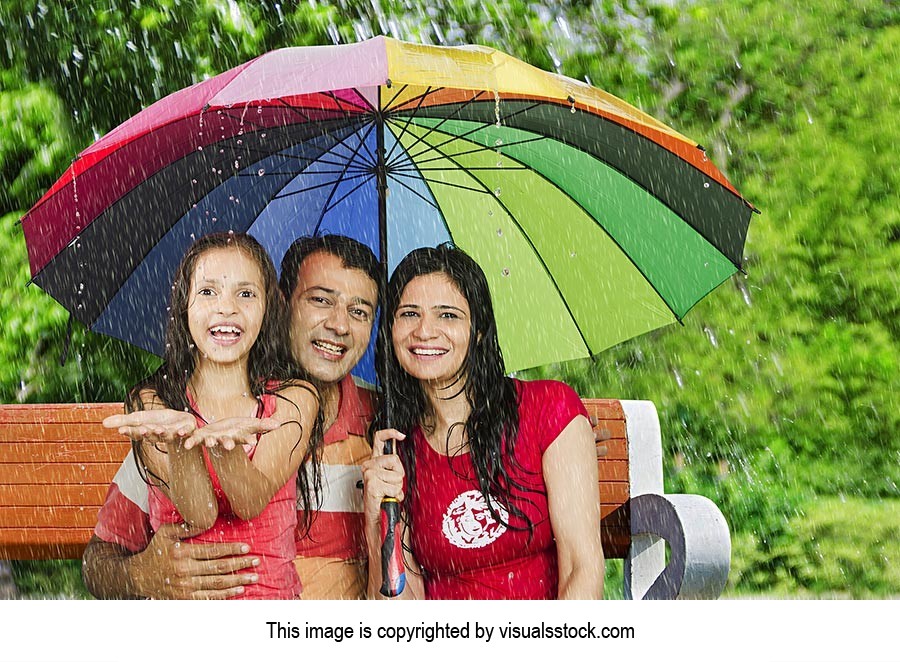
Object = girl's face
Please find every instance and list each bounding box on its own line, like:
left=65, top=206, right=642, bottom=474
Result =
left=187, top=247, right=266, bottom=369
left=392, top=273, right=471, bottom=390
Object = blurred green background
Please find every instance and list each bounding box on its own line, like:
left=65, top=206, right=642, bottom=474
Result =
left=0, top=0, right=897, bottom=598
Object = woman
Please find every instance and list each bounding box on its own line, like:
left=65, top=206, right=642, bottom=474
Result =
left=363, top=245, right=604, bottom=599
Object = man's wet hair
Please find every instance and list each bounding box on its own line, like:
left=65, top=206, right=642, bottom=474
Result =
left=279, top=235, right=381, bottom=302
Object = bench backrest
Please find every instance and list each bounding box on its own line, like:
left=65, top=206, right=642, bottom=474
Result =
left=0, top=399, right=633, bottom=560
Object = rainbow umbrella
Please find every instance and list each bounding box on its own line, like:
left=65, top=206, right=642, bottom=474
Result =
left=22, top=37, right=756, bottom=382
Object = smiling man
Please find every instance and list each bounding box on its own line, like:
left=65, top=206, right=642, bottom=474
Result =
left=81, top=235, right=381, bottom=600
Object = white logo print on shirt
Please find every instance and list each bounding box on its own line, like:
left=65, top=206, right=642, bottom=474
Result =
left=441, top=490, right=508, bottom=549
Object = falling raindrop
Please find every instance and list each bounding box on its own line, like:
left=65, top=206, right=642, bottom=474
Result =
left=493, top=90, right=501, bottom=126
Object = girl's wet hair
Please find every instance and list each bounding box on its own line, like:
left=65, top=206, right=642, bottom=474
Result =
left=374, top=244, right=535, bottom=530
left=128, top=232, right=323, bottom=533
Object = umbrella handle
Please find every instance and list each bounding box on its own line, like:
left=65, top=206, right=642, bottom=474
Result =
left=379, top=439, right=406, bottom=597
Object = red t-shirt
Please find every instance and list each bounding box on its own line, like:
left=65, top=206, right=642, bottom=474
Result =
left=409, top=379, right=588, bottom=599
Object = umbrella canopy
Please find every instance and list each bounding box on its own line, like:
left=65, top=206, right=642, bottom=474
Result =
left=23, top=37, right=755, bottom=382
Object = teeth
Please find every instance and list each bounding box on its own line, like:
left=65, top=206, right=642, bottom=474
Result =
left=210, top=325, right=241, bottom=335
left=313, top=340, right=345, bottom=355
left=412, top=348, right=446, bottom=356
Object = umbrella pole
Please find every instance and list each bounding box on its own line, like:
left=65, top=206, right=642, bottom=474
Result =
left=376, top=102, right=406, bottom=597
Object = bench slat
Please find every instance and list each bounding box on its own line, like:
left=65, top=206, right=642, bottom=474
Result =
left=0, top=404, right=123, bottom=424
left=0, top=506, right=99, bottom=528
left=0, top=424, right=129, bottom=443
left=0, top=484, right=108, bottom=507
left=0, top=442, right=130, bottom=463
left=0, top=463, right=121, bottom=484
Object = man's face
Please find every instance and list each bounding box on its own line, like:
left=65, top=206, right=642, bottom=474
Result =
left=288, top=250, right=378, bottom=385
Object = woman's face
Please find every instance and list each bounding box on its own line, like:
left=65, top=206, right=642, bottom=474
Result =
left=392, top=273, right=471, bottom=390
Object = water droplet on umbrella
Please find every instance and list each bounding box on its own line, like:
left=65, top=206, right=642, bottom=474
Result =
left=502, top=268, right=510, bottom=277
left=258, top=168, right=266, bottom=176
left=703, top=182, right=710, bottom=188
left=488, top=209, right=493, bottom=216
left=197, top=145, right=203, bottom=151
left=494, top=187, right=501, bottom=196
left=496, top=228, right=503, bottom=236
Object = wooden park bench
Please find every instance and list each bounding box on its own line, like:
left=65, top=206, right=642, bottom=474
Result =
left=0, top=398, right=731, bottom=599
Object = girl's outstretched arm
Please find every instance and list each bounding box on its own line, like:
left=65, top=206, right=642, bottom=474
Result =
left=107, top=391, right=218, bottom=534
left=206, top=382, right=319, bottom=521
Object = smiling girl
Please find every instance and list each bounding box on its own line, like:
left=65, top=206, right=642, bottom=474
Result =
left=104, top=233, right=320, bottom=599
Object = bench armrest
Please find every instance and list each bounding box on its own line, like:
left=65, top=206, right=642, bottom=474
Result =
left=625, top=492, right=731, bottom=599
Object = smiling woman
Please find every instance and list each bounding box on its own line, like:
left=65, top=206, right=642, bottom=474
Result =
left=362, top=244, right=605, bottom=600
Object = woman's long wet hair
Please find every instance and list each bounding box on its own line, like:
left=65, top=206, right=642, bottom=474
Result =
left=128, top=232, right=324, bottom=534
left=373, top=244, right=535, bottom=529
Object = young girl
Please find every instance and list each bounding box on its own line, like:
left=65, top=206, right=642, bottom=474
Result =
left=104, top=232, right=320, bottom=599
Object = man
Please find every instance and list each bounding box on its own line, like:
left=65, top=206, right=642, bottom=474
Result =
left=81, top=235, right=380, bottom=599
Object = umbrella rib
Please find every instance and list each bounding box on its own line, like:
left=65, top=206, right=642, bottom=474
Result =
left=276, top=98, right=313, bottom=123
left=382, top=83, right=410, bottom=115
left=310, top=121, right=378, bottom=230
left=402, top=101, right=544, bottom=163
left=270, top=172, right=372, bottom=200
left=401, top=165, right=527, bottom=172
left=408, top=134, right=547, bottom=168
left=390, top=170, right=491, bottom=196
left=351, top=87, right=377, bottom=112
left=384, top=86, right=446, bottom=115
left=385, top=91, right=488, bottom=170
left=320, top=175, right=376, bottom=218
left=385, top=86, right=433, bottom=165
left=384, top=172, right=440, bottom=211
left=322, top=90, right=373, bottom=114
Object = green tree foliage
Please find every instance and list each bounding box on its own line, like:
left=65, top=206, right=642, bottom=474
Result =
left=531, top=0, right=899, bottom=594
